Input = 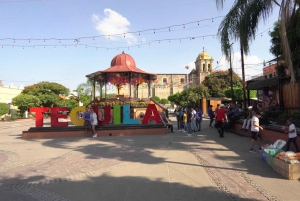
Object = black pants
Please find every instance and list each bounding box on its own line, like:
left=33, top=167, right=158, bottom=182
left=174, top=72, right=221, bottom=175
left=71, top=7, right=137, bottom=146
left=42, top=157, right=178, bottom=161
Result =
left=285, top=137, right=300, bottom=152
left=215, top=121, right=224, bottom=137
left=166, top=123, right=174, bottom=132
left=176, top=117, right=180, bottom=129
left=209, top=116, right=214, bottom=126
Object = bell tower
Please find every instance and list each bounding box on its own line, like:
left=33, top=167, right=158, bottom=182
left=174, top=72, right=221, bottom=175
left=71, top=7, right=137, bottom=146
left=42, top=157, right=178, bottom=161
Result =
left=194, top=48, right=214, bottom=85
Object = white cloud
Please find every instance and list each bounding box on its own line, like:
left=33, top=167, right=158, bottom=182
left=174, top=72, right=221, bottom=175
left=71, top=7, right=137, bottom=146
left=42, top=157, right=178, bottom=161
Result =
left=217, top=52, right=263, bottom=80
left=92, top=9, right=136, bottom=43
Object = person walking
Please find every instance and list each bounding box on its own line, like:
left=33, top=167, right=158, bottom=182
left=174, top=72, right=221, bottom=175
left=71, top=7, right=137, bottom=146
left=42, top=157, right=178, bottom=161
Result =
left=208, top=105, right=214, bottom=127
left=249, top=111, right=263, bottom=153
left=284, top=118, right=300, bottom=152
left=90, top=108, right=98, bottom=138
left=83, top=107, right=91, bottom=137
left=215, top=104, right=228, bottom=137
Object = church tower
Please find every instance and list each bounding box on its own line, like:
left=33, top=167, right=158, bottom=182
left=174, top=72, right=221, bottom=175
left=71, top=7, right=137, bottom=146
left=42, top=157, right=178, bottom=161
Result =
left=193, top=49, right=214, bottom=85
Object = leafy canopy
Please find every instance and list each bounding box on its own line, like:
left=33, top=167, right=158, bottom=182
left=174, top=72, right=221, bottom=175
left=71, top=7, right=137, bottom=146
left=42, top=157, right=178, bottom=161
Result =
left=0, top=103, right=10, bottom=116
left=202, top=70, right=242, bottom=97
left=12, top=94, right=41, bottom=113
left=21, top=82, right=69, bottom=107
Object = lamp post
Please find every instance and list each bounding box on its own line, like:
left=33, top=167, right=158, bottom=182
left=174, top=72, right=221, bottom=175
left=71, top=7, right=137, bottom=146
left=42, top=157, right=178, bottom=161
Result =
left=229, top=43, right=234, bottom=104
left=185, top=65, right=189, bottom=88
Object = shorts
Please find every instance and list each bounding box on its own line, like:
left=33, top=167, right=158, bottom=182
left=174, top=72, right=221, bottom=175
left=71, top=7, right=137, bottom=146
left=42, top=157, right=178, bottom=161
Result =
left=251, top=131, right=260, bottom=140
left=84, top=120, right=91, bottom=127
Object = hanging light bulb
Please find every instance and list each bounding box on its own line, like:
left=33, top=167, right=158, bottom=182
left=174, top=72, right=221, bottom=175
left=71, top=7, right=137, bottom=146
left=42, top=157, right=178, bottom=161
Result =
left=139, top=32, right=140, bottom=35
left=261, top=34, right=263, bottom=37
left=124, top=34, right=125, bottom=38
left=29, top=39, right=30, bottom=43
left=154, top=29, right=155, bottom=34
left=183, top=24, right=185, bottom=28
left=169, top=27, right=170, bottom=31
left=44, top=39, right=45, bottom=43
left=212, top=18, right=214, bottom=22
left=14, top=40, right=15, bottom=43
left=198, top=21, right=199, bottom=25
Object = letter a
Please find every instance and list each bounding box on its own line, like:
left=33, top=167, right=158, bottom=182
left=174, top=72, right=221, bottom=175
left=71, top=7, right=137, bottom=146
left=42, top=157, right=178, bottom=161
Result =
left=142, top=104, right=162, bottom=124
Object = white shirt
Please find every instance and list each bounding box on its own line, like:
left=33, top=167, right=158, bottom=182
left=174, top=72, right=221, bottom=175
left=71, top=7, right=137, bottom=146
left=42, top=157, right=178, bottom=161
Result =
left=191, top=110, right=196, bottom=119
left=251, top=116, right=259, bottom=132
left=288, top=124, right=297, bottom=138
left=90, top=113, right=98, bottom=125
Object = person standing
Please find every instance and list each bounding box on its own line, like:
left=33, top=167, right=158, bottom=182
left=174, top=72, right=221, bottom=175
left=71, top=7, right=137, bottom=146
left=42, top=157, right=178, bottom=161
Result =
left=196, top=108, right=202, bottom=131
left=186, top=108, right=193, bottom=136
left=191, top=108, right=197, bottom=132
left=284, top=118, right=299, bottom=152
left=178, top=109, right=184, bottom=131
left=208, top=105, right=214, bottom=127
left=182, top=110, right=187, bottom=133
left=215, top=104, right=228, bottom=137
left=90, top=108, right=98, bottom=138
left=175, top=108, right=181, bottom=130
left=84, top=107, right=91, bottom=137
left=249, top=111, right=263, bottom=153
left=214, top=104, right=220, bottom=120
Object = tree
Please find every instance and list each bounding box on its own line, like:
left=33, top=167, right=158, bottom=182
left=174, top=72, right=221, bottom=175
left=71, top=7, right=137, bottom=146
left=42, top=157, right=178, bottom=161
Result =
left=0, top=103, right=9, bottom=116
left=159, top=98, right=169, bottom=105
left=214, top=0, right=299, bottom=84
left=202, top=70, right=242, bottom=97
left=12, top=94, right=41, bottom=114
left=168, top=85, right=210, bottom=107
left=21, top=82, right=69, bottom=107
left=151, top=96, right=161, bottom=102
left=168, top=93, right=183, bottom=106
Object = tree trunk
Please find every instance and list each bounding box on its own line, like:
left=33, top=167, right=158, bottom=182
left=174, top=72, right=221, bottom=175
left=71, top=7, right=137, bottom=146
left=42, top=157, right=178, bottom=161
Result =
left=280, top=0, right=296, bottom=83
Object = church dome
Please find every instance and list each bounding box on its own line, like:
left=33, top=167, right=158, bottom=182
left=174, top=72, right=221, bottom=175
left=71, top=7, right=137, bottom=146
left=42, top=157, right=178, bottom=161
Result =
left=110, top=51, right=136, bottom=68
left=197, top=51, right=212, bottom=60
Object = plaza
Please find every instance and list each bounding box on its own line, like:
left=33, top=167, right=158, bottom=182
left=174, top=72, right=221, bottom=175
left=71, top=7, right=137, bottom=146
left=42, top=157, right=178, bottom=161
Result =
left=0, top=118, right=300, bottom=201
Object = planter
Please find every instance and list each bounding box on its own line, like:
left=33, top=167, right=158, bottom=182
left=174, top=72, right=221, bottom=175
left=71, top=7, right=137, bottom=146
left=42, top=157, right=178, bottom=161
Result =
left=273, top=157, right=300, bottom=180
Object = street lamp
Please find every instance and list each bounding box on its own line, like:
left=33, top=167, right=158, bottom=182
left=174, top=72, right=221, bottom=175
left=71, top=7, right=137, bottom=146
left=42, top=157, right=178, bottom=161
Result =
left=185, top=65, right=189, bottom=87
left=229, top=43, right=234, bottom=103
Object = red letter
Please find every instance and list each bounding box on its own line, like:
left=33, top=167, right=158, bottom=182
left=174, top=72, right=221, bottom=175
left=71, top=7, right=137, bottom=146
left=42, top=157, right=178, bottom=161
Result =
left=51, top=107, right=68, bottom=127
left=29, top=107, right=49, bottom=127
left=142, top=104, right=162, bottom=124
left=92, top=105, right=111, bottom=125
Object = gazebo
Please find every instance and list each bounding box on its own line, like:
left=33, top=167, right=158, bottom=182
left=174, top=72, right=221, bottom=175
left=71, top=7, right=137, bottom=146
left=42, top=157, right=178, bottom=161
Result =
left=86, top=52, right=157, bottom=101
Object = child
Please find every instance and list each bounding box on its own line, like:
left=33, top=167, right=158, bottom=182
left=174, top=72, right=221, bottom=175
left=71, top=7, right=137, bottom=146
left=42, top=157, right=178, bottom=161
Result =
left=284, top=118, right=299, bottom=152
left=182, top=110, right=187, bottom=133
left=249, top=111, right=263, bottom=153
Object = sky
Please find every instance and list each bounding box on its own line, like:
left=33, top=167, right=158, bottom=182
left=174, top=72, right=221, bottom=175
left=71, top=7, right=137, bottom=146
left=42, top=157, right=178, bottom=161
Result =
left=0, top=0, right=280, bottom=92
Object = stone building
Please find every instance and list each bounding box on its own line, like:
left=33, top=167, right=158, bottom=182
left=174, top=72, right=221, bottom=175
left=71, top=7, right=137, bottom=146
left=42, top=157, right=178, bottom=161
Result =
left=149, top=50, right=214, bottom=99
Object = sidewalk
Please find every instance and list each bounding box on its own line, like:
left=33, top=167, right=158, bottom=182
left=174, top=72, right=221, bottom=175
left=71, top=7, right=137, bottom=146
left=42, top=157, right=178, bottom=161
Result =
left=0, top=118, right=299, bottom=201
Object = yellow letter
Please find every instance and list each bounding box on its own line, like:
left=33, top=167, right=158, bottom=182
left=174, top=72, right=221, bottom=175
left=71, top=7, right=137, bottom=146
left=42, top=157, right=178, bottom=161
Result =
left=70, top=106, right=86, bottom=126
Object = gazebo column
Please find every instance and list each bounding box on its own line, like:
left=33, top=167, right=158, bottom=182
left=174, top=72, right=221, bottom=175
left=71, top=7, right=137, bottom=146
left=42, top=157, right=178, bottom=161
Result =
left=136, top=84, right=139, bottom=98
left=129, top=73, right=132, bottom=98
left=93, top=79, right=96, bottom=100
left=105, top=75, right=107, bottom=98
left=147, top=79, right=151, bottom=98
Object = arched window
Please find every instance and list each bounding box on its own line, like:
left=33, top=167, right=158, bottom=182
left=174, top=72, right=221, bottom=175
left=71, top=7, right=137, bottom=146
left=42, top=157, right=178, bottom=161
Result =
left=208, top=64, right=211, bottom=71
left=180, top=78, right=185, bottom=84
left=163, top=78, right=167, bottom=83
left=202, top=64, right=205, bottom=72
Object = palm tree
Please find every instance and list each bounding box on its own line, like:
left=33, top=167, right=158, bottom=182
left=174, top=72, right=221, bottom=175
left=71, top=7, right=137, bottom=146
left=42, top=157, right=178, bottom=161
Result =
left=214, top=0, right=299, bottom=84
left=76, top=79, right=101, bottom=101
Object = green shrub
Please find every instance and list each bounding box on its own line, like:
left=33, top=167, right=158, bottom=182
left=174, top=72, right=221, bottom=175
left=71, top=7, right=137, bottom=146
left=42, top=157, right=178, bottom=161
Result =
left=0, top=103, right=9, bottom=116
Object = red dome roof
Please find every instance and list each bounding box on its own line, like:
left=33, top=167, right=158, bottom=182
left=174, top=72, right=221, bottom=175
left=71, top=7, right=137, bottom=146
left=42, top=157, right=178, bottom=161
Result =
left=110, top=52, right=136, bottom=68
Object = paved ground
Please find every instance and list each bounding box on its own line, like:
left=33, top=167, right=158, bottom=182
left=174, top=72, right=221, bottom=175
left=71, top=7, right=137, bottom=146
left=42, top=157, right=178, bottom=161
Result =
left=0, top=118, right=300, bottom=201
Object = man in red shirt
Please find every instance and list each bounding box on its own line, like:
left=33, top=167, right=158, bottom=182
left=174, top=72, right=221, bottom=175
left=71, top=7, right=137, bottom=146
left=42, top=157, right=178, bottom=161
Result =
left=215, top=104, right=228, bottom=138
